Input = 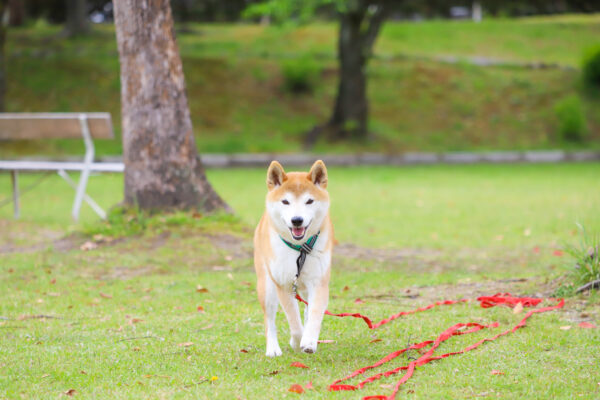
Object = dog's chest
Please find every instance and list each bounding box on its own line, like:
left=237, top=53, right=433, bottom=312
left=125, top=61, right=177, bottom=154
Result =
left=267, top=230, right=330, bottom=288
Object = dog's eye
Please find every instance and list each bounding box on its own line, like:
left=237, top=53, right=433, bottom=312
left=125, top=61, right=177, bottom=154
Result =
left=306, top=199, right=314, bottom=205
left=282, top=200, right=289, bottom=205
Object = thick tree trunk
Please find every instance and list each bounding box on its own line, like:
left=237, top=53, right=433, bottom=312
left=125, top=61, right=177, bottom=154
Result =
left=65, top=0, right=89, bottom=37
left=329, top=12, right=368, bottom=140
left=113, top=0, right=228, bottom=212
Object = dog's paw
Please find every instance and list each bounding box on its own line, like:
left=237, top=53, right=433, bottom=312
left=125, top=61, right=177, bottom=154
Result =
left=300, top=337, right=317, bottom=354
left=266, top=343, right=282, bottom=357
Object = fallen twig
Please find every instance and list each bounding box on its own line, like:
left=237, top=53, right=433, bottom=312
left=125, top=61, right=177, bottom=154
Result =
left=18, top=314, right=63, bottom=320
left=576, top=279, right=600, bottom=293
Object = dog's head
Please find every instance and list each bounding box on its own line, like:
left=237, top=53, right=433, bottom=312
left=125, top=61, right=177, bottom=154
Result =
left=265, top=160, right=330, bottom=243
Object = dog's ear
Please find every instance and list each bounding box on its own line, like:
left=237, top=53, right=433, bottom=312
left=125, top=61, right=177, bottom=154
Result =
left=267, top=161, right=287, bottom=190
left=308, top=160, right=328, bottom=189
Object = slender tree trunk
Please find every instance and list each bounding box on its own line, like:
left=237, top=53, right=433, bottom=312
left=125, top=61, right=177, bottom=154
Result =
left=0, top=0, right=7, bottom=112
left=308, top=2, right=386, bottom=144
left=8, top=0, right=24, bottom=26
left=113, top=0, right=229, bottom=212
left=65, top=0, right=89, bottom=37
left=329, top=11, right=368, bottom=140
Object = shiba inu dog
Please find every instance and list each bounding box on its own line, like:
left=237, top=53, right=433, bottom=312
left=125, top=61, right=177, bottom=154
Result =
left=254, top=160, right=334, bottom=356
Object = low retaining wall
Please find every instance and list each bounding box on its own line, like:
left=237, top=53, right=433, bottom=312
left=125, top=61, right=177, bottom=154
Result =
left=195, top=151, right=600, bottom=168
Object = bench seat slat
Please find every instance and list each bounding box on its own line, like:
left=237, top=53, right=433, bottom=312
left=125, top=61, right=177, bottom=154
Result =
left=0, top=113, right=114, bottom=140
left=0, top=161, right=124, bottom=172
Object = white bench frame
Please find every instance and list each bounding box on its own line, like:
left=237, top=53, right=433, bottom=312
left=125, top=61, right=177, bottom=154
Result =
left=0, top=113, right=124, bottom=221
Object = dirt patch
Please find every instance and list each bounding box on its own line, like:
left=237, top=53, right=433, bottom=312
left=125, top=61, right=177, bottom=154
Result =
left=0, top=226, right=83, bottom=254
left=335, top=243, right=441, bottom=263
left=206, top=233, right=252, bottom=259
left=107, top=265, right=157, bottom=280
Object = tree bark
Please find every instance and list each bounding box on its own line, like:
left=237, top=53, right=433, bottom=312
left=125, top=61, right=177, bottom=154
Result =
left=113, top=0, right=229, bottom=212
left=329, top=10, right=368, bottom=140
left=8, top=0, right=24, bottom=26
left=324, top=2, right=387, bottom=141
left=65, top=0, right=89, bottom=37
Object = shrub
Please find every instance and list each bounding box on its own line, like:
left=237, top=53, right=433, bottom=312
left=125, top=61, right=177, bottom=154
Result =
left=554, top=95, right=587, bottom=142
left=565, top=224, right=600, bottom=291
left=281, top=56, right=319, bottom=94
left=582, top=45, right=600, bottom=89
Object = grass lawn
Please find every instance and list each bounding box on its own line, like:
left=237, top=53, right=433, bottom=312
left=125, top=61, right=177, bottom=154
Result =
left=1, top=164, right=599, bottom=399
left=2, top=14, right=600, bottom=157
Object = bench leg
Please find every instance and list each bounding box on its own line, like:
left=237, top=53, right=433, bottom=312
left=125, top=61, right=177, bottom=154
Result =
left=58, top=170, right=107, bottom=220
left=11, top=170, right=19, bottom=219
left=72, top=167, right=91, bottom=221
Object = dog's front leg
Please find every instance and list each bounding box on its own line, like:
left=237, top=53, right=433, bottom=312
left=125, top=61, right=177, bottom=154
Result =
left=262, top=277, right=282, bottom=357
left=275, top=286, right=303, bottom=351
left=300, top=276, right=329, bottom=354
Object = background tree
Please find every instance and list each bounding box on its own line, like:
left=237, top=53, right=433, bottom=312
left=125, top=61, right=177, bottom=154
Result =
left=245, top=0, right=395, bottom=143
left=64, top=0, right=89, bottom=37
left=113, top=0, right=229, bottom=212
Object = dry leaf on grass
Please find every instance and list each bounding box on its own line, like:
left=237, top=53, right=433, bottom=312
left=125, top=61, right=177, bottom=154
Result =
left=240, top=349, right=249, bottom=353
left=288, top=384, right=304, bottom=394
left=354, top=298, right=365, bottom=304
left=178, top=342, right=194, bottom=347
left=99, top=292, right=112, bottom=299
left=370, top=338, right=382, bottom=343
left=491, top=370, right=505, bottom=375
left=196, top=286, right=209, bottom=293
left=64, top=389, right=77, bottom=396
left=559, top=325, right=572, bottom=330
left=197, top=306, right=205, bottom=313
left=80, top=241, right=97, bottom=251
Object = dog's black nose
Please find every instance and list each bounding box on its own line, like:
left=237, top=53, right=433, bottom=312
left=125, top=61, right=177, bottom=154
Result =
left=291, top=216, right=304, bottom=227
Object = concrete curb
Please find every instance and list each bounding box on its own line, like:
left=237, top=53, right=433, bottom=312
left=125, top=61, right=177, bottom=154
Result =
left=14, top=151, right=599, bottom=168
left=195, top=151, right=600, bottom=168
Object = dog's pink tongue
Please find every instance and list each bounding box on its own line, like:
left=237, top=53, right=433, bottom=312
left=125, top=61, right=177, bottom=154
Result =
left=292, top=227, right=305, bottom=237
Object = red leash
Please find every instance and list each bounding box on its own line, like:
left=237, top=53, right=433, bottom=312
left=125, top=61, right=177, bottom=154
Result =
left=296, top=293, right=564, bottom=400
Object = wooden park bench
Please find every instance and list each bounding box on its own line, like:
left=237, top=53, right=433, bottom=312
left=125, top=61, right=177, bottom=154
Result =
left=0, top=113, right=124, bottom=221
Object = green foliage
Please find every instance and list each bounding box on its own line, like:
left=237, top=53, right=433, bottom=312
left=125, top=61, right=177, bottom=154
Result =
left=582, top=45, right=600, bottom=89
left=565, top=224, right=600, bottom=287
left=280, top=56, right=319, bottom=93
left=84, top=206, right=243, bottom=239
left=243, top=0, right=344, bottom=24
left=554, top=95, right=587, bottom=142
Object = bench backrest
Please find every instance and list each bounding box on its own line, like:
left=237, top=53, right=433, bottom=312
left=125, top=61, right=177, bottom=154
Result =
left=0, top=113, right=114, bottom=140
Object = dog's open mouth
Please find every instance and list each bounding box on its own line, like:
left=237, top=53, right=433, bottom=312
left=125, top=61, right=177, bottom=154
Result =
left=290, top=226, right=306, bottom=240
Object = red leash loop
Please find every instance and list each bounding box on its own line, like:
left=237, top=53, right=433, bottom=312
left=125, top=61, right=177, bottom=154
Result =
left=477, top=292, right=544, bottom=308
left=295, top=294, right=467, bottom=329
left=297, top=293, right=564, bottom=400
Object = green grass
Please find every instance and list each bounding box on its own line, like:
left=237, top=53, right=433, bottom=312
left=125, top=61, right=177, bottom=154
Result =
left=2, top=14, right=600, bottom=157
left=1, top=164, right=599, bottom=398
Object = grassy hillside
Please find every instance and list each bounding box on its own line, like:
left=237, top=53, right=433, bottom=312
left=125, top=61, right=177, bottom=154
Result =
left=2, top=14, right=600, bottom=157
